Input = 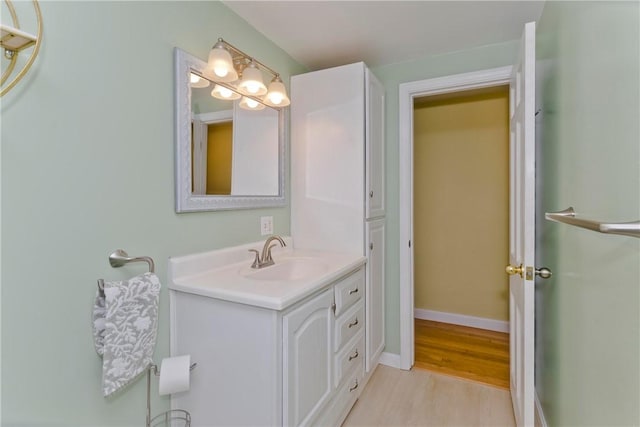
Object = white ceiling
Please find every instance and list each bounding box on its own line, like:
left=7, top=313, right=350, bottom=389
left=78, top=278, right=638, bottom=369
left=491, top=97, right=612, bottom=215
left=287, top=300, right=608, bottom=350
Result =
left=223, top=1, right=545, bottom=70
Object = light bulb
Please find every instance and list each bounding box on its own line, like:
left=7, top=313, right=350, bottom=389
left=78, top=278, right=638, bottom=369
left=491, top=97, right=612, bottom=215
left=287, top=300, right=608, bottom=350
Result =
left=214, top=66, right=228, bottom=78
left=238, top=61, right=267, bottom=96
left=269, top=93, right=284, bottom=105
left=211, top=84, right=240, bottom=100
left=246, top=83, right=260, bottom=94
left=207, top=41, right=238, bottom=83
left=265, top=76, right=290, bottom=107
left=190, top=73, right=210, bottom=89
left=239, top=96, right=265, bottom=110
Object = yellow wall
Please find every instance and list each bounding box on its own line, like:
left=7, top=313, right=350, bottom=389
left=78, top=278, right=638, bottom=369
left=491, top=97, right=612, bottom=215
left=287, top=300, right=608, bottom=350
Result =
left=413, top=86, right=509, bottom=321
left=206, top=121, right=233, bottom=195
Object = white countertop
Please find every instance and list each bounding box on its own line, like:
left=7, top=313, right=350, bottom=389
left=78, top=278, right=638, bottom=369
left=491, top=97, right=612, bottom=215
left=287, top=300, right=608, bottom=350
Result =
left=168, top=241, right=366, bottom=310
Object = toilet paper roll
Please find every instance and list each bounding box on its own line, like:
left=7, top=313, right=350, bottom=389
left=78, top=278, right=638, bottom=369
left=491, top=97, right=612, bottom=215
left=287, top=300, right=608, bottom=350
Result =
left=158, top=355, right=191, bottom=395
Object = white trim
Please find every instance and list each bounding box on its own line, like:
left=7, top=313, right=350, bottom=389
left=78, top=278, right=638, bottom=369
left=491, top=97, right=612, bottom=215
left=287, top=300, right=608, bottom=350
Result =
left=414, top=308, right=509, bottom=333
left=378, top=352, right=402, bottom=369
left=535, top=391, right=548, bottom=427
left=398, top=66, right=513, bottom=371
left=194, top=109, right=233, bottom=124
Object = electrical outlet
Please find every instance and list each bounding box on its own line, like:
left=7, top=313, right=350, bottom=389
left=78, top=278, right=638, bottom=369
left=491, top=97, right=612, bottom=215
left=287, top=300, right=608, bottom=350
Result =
left=260, top=216, right=273, bottom=236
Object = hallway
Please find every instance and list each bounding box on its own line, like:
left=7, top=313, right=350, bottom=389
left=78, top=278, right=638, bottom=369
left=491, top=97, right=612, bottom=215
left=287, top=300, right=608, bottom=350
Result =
left=414, top=319, right=509, bottom=389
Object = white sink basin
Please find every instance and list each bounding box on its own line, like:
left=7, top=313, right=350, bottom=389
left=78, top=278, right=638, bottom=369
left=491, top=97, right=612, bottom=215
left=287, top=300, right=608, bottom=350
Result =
left=169, top=240, right=366, bottom=310
left=241, top=257, right=329, bottom=281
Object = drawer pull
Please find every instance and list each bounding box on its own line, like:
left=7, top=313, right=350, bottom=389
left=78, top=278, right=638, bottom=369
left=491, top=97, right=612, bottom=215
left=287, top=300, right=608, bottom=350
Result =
left=348, top=317, right=359, bottom=328
left=348, top=349, right=359, bottom=361
left=348, top=287, right=359, bottom=295
left=349, top=380, right=359, bottom=392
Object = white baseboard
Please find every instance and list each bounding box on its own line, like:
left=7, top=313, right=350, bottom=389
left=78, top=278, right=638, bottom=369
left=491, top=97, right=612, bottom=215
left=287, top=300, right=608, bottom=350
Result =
left=414, top=308, right=509, bottom=333
left=378, top=351, right=402, bottom=369
left=535, top=391, right=548, bottom=427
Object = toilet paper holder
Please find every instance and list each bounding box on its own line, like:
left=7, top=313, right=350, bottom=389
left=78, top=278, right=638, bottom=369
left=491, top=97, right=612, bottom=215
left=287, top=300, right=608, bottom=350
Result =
left=146, top=362, right=197, bottom=427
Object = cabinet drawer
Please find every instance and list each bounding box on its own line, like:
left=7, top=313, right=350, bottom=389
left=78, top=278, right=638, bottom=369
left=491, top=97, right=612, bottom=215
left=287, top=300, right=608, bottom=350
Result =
left=334, top=268, right=364, bottom=317
left=335, top=300, right=364, bottom=350
left=335, top=332, right=365, bottom=386
left=332, top=358, right=364, bottom=421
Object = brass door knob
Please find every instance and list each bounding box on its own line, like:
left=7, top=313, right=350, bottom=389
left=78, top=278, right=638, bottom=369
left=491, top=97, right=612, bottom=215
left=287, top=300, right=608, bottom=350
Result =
left=505, top=264, right=524, bottom=277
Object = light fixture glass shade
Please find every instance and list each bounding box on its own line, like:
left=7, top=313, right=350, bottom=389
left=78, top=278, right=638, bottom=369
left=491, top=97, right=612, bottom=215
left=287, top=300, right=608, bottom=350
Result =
left=237, top=61, right=267, bottom=96
left=190, top=73, right=210, bottom=88
left=239, top=96, right=266, bottom=111
left=264, top=76, right=290, bottom=107
left=211, top=84, right=241, bottom=100
left=207, top=42, right=238, bottom=82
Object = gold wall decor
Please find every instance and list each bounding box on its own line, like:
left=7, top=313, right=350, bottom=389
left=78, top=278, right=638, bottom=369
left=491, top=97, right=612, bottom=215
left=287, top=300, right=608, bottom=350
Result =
left=1, top=0, right=43, bottom=96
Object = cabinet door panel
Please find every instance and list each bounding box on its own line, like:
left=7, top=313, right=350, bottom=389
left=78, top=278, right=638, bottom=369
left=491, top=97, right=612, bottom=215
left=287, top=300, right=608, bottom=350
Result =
left=366, top=219, right=385, bottom=372
left=366, top=68, right=385, bottom=219
left=283, top=289, right=334, bottom=426
left=291, top=63, right=366, bottom=253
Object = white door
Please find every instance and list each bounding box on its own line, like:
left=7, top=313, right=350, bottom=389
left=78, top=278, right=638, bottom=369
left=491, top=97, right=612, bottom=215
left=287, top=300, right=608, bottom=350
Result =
left=507, top=21, right=536, bottom=427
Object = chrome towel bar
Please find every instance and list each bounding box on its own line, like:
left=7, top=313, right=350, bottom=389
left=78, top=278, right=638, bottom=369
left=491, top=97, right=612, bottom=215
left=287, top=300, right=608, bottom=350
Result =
left=97, top=250, right=155, bottom=296
left=545, top=207, right=640, bottom=238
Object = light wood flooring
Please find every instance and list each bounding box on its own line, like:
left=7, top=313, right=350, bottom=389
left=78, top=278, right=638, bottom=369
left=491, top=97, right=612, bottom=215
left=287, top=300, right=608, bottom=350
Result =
left=414, top=319, right=510, bottom=389
left=342, top=364, right=515, bottom=426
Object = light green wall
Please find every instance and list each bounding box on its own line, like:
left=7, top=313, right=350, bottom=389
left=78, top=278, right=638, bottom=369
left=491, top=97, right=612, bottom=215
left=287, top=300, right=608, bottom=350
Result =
left=371, top=40, right=519, bottom=353
left=1, top=2, right=305, bottom=425
left=535, top=2, right=640, bottom=425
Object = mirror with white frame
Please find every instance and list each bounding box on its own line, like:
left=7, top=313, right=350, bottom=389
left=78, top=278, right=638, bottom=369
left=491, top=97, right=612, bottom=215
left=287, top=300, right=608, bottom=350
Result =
left=174, top=48, right=287, bottom=212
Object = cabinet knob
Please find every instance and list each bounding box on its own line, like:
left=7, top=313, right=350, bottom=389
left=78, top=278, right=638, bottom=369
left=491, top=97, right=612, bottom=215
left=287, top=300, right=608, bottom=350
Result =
left=348, top=349, right=359, bottom=361
left=348, top=287, right=359, bottom=295
left=349, top=380, right=359, bottom=392
left=369, top=190, right=374, bottom=198
left=348, top=317, right=359, bottom=328
left=369, top=242, right=373, bottom=251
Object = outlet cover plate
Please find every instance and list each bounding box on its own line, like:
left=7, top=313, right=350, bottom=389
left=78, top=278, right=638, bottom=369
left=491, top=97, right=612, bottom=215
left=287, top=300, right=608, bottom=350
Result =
left=260, top=216, right=273, bottom=236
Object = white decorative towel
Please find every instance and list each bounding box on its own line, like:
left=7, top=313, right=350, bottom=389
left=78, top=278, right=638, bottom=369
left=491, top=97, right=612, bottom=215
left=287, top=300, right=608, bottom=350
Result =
left=92, top=272, right=161, bottom=397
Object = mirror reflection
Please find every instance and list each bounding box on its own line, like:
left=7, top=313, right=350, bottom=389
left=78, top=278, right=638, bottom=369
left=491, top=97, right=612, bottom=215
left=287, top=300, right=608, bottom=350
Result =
left=190, top=74, right=279, bottom=196
left=174, top=47, right=287, bottom=212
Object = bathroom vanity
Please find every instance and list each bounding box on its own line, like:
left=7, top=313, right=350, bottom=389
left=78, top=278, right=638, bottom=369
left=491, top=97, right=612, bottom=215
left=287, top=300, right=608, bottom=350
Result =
left=168, top=240, right=367, bottom=426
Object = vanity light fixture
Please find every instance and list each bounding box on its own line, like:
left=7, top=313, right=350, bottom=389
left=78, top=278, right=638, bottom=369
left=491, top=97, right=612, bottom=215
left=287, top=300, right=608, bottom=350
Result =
left=211, top=84, right=241, bottom=100
left=206, top=40, right=238, bottom=82
left=190, top=73, right=210, bottom=88
left=205, top=38, right=290, bottom=109
left=264, top=75, right=290, bottom=107
left=239, top=96, right=266, bottom=111
left=237, top=60, right=267, bottom=96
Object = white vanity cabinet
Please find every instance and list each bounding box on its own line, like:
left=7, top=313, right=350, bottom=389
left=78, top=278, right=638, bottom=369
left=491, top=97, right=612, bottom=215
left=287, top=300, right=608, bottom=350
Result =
left=170, top=255, right=366, bottom=427
left=283, top=288, right=334, bottom=426
left=291, top=61, right=386, bottom=379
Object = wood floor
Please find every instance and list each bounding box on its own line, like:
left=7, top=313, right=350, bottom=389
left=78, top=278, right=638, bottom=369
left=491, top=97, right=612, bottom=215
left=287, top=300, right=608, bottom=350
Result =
left=414, top=319, right=510, bottom=389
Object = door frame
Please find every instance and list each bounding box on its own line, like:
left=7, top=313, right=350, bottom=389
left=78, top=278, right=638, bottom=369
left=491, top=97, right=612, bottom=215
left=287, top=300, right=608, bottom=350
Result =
left=398, top=66, right=512, bottom=370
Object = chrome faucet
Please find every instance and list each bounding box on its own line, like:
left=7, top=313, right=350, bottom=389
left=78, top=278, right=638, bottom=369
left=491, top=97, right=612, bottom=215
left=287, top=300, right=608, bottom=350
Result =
left=249, top=235, right=286, bottom=269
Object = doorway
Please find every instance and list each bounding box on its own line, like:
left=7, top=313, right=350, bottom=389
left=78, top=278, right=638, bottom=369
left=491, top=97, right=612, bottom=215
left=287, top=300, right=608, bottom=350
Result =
left=411, top=86, right=510, bottom=388
left=398, top=66, right=513, bottom=370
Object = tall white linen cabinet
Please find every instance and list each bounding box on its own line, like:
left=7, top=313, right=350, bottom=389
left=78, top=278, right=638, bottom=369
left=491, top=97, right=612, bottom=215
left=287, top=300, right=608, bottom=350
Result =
left=291, top=62, right=386, bottom=380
